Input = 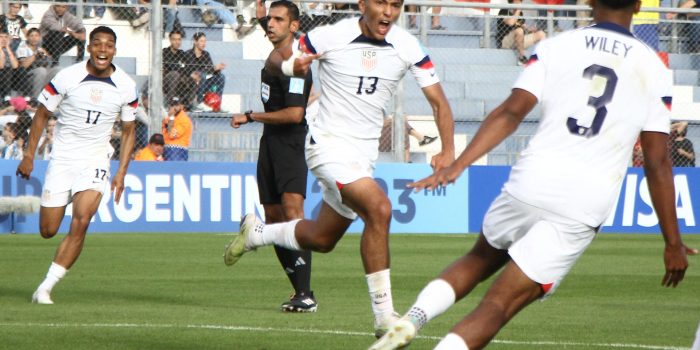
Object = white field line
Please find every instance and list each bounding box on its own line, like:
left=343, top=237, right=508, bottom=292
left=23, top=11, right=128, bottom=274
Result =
left=0, top=322, right=689, bottom=350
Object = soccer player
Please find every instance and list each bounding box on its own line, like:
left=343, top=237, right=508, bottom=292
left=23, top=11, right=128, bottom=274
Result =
left=228, top=0, right=317, bottom=313
left=369, top=0, right=692, bottom=348
left=224, top=0, right=455, bottom=336
left=16, top=26, right=138, bottom=305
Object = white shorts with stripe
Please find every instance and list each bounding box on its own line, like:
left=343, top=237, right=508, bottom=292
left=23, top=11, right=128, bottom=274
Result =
left=41, top=159, right=111, bottom=207
left=482, top=191, right=596, bottom=296
left=305, top=130, right=378, bottom=220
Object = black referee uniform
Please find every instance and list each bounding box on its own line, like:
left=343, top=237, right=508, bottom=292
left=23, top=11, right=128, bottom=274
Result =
left=256, top=59, right=313, bottom=203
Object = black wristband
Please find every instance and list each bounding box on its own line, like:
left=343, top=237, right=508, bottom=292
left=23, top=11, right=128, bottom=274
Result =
left=245, top=110, right=254, bottom=123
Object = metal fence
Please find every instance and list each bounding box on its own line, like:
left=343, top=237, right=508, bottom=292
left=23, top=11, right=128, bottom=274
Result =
left=0, top=0, right=697, bottom=168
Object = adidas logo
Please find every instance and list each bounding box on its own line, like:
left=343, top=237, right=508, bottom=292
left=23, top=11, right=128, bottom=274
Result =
left=294, top=257, right=306, bottom=267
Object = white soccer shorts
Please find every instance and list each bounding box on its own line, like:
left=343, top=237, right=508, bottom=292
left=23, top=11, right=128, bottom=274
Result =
left=41, top=159, right=111, bottom=207
left=482, top=191, right=596, bottom=297
left=305, top=130, right=378, bottom=220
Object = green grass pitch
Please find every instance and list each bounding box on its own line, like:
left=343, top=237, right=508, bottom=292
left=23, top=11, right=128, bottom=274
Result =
left=1, top=232, right=698, bottom=349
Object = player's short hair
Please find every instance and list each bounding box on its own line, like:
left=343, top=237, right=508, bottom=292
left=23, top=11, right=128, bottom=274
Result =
left=169, top=30, right=183, bottom=38
left=597, top=0, right=638, bottom=9
left=90, top=26, right=117, bottom=44
left=27, top=27, right=39, bottom=36
left=270, top=0, right=300, bottom=21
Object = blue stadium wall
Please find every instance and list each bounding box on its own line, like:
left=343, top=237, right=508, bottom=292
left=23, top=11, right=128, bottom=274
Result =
left=1, top=160, right=698, bottom=234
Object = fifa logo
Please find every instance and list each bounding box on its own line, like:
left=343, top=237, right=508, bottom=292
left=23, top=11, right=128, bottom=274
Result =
left=362, top=50, right=377, bottom=71
left=90, top=88, right=103, bottom=104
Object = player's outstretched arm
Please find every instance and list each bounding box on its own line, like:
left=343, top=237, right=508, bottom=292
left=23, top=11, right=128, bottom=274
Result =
left=112, top=120, right=135, bottom=205
left=16, top=104, right=51, bottom=179
left=640, top=131, right=689, bottom=287
left=421, top=83, right=455, bottom=171
left=408, top=88, right=536, bottom=191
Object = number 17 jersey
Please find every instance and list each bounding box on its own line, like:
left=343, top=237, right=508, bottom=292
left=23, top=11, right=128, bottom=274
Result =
left=38, top=61, right=138, bottom=162
left=506, top=22, right=673, bottom=227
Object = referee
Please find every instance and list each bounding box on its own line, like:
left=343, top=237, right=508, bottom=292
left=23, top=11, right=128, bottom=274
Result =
left=230, top=0, right=316, bottom=312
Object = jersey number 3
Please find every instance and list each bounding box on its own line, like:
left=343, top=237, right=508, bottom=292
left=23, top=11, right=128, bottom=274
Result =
left=567, top=64, right=618, bottom=138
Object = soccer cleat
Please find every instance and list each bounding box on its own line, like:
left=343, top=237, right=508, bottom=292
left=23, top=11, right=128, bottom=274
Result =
left=369, top=317, right=417, bottom=350
left=280, top=291, right=318, bottom=313
left=374, top=312, right=401, bottom=339
left=31, top=289, right=54, bottom=305
left=418, top=136, right=437, bottom=147
left=223, top=213, right=260, bottom=266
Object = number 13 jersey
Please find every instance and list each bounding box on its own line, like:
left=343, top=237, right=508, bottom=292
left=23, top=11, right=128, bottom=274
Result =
left=507, top=22, right=673, bottom=227
left=299, top=17, right=440, bottom=140
left=38, top=61, right=138, bottom=162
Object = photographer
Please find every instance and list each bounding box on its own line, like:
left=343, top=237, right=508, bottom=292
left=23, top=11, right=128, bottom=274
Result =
left=16, top=28, right=60, bottom=98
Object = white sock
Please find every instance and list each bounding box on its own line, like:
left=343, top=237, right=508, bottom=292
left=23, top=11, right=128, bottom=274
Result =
left=434, top=333, right=469, bottom=350
left=249, top=219, right=301, bottom=250
left=366, top=269, right=395, bottom=321
left=406, top=279, right=456, bottom=330
left=37, top=262, right=67, bottom=292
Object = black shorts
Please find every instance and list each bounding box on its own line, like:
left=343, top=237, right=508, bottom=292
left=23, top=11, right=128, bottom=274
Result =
left=257, top=132, right=308, bottom=204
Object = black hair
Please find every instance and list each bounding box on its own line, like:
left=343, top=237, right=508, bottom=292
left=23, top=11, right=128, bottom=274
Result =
left=597, top=0, right=638, bottom=10
left=169, top=30, right=183, bottom=38
left=90, top=26, right=117, bottom=44
left=27, top=27, right=40, bottom=36
left=270, top=0, right=300, bottom=21
left=193, top=32, right=206, bottom=41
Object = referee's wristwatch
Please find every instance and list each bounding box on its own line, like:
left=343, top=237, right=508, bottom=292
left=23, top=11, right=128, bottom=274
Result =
left=245, top=110, right=254, bottom=123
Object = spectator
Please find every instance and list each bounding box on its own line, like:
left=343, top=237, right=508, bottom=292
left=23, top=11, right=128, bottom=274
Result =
left=40, top=2, right=86, bottom=65
left=163, top=30, right=188, bottom=103
left=183, top=32, right=226, bottom=110
left=2, top=122, right=21, bottom=159
left=84, top=0, right=107, bottom=20
left=496, top=0, right=546, bottom=64
left=667, top=0, right=700, bottom=53
left=299, top=2, right=332, bottom=33
left=0, top=2, right=29, bottom=53
left=162, top=96, right=192, bottom=161
left=380, top=118, right=438, bottom=162
left=128, top=0, right=152, bottom=29
left=37, top=116, right=57, bottom=160
left=0, top=31, right=19, bottom=100
left=330, top=3, right=359, bottom=23
left=16, top=28, right=61, bottom=99
left=134, top=133, right=165, bottom=161
left=670, top=122, right=695, bottom=167
left=632, top=0, right=660, bottom=50
left=406, top=5, right=445, bottom=30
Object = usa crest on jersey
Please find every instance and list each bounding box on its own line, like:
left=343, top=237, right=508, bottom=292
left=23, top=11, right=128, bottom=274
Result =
left=362, top=50, right=377, bottom=71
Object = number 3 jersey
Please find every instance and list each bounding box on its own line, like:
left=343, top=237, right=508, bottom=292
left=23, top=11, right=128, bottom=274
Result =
left=298, top=17, right=440, bottom=140
left=506, top=22, right=673, bottom=227
left=38, top=61, right=138, bottom=162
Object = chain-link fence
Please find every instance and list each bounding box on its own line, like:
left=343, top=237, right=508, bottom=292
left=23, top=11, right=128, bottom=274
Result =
left=0, top=0, right=697, bottom=167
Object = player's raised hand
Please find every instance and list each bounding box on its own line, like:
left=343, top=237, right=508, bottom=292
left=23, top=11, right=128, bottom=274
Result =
left=294, top=53, right=320, bottom=76
left=408, top=163, right=464, bottom=191
left=661, top=243, right=688, bottom=288
left=111, top=172, right=126, bottom=205
left=16, top=156, right=34, bottom=180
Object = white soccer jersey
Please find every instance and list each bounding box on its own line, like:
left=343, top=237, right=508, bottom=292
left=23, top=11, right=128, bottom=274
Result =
left=299, top=17, right=439, bottom=140
left=505, top=22, right=672, bottom=227
left=38, top=61, right=138, bottom=162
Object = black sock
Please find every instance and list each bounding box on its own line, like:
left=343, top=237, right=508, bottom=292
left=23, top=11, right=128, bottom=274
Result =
left=273, top=245, right=312, bottom=295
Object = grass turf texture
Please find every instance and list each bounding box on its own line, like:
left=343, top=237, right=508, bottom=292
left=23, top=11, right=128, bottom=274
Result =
left=1, top=233, right=698, bottom=350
